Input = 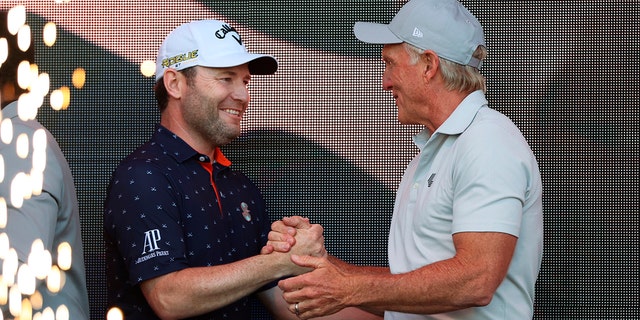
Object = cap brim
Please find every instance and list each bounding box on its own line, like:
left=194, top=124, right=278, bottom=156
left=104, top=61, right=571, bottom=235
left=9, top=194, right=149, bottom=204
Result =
left=199, top=52, right=278, bottom=75
left=353, top=21, right=403, bottom=44
left=248, top=55, right=278, bottom=75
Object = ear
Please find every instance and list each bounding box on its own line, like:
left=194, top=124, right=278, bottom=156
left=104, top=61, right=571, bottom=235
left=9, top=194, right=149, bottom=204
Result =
left=421, top=50, right=440, bottom=81
left=163, top=68, right=183, bottom=99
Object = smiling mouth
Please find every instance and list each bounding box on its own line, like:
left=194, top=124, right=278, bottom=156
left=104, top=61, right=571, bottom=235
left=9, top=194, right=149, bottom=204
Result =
left=223, top=109, right=241, bottom=116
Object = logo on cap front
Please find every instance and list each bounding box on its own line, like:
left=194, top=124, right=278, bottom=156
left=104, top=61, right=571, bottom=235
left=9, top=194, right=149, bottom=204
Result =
left=215, top=24, right=243, bottom=45
left=162, top=50, right=199, bottom=68
left=412, top=27, right=423, bottom=38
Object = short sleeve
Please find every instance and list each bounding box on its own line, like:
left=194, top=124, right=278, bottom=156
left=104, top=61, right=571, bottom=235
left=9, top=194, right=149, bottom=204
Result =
left=104, top=159, right=189, bottom=284
left=451, top=115, right=532, bottom=237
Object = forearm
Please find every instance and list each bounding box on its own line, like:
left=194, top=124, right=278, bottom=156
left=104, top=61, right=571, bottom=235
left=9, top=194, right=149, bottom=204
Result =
left=344, top=233, right=516, bottom=315
left=143, top=252, right=300, bottom=319
left=347, top=260, right=484, bottom=314
left=328, top=255, right=389, bottom=275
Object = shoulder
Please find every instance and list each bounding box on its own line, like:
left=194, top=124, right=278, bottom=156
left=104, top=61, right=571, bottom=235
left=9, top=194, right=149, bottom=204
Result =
left=460, top=107, right=531, bottom=154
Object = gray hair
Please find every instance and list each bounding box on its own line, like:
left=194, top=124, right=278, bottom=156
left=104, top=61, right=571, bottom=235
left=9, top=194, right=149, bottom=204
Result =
left=403, top=43, right=486, bottom=93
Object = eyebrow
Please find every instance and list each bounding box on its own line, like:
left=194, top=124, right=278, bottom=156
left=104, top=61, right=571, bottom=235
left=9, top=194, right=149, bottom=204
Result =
left=214, top=70, right=237, bottom=76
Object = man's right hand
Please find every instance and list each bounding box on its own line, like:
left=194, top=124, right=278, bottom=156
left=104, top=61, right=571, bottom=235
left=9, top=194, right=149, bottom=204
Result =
left=261, top=216, right=326, bottom=259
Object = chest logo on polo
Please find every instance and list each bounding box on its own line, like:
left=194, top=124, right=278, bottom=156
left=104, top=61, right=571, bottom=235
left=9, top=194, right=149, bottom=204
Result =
left=241, top=202, right=252, bottom=222
left=428, top=173, right=436, bottom=187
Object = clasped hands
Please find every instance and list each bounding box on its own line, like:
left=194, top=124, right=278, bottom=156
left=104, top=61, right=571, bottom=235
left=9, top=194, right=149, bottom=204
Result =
left=262, top=216, right=352, bottom=319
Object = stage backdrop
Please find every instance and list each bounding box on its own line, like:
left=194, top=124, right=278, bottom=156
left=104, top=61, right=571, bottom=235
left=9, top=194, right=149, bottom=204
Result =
left=1, top=0, right=637, bottom=319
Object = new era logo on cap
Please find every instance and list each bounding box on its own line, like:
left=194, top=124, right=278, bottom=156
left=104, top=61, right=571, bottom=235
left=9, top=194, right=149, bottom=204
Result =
left=412, top=28, right=423, bottom=38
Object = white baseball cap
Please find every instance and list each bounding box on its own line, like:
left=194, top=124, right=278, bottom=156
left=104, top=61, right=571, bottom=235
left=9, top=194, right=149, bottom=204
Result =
left=155, top=19, right=278, bottom=81
left=353, top=0, right=485, bottom=69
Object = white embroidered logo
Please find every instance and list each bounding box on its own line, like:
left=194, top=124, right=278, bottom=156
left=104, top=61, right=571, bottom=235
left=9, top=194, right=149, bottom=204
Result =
left=142, top=229, right=162, bottom=254
left=136, top=229, right=169, bottom=264
left=412, top=27, right=423, bottom=38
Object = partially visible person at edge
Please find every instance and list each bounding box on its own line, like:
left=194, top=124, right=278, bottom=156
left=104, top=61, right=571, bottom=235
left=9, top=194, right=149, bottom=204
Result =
left=263, top=0, right=544, bottom=319
left=0, top=9, right=90, bottom=319
left=103, top=19, right=380, bottom=320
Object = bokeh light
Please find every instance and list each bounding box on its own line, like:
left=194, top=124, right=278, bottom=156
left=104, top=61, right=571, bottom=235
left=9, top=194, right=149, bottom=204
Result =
left=6, top=5, right=25, bottom=35
left=0, top=198, right=6, bottom=228
left=0, top=38, right=8, bottom=66
left=106, top=307, right=124, bottom=320
left=3, top=248, right=19, bottom=286
left=17, top=92, right=42, bottom=121
left=17, top=264, right=36, bottom=295
left=33, top=72, right=51, bottom=98
left=45, top=265, right=62, bottom=294
left=16, top=24, right=31, bottom=52
left=0, top=233, right=9, bottom=258
left=56, top=304, right=69, bottom=320
left=15, top=133, right=29, bottom=159
left=30, top=290, right=43, bottom=312
left=71, top=68, right=85, bottom=89
left=37, top=306, right=56, bottom=320
left=1, top=3, right=78, bottom=317
left=43, top=22, right=56, bottom=47
left=17, top=60, right=32, bottom=90
left=0, top=155, right=4, bottom=182
left=57, top=242, right=72, bottom=271
left=49, top=86, right=70, bottom=110
left=29, top=239, right=52, bottom=280
left=0, top=118, right=12, bottom=144
left=20, top=297, right=33, bottom=319
left=140, top=60, right=155, bottom=78
left=8, top=285, right=21, bottom=316
left=10, top=172, right=27, bottom=208
left=0, top=277, right=7, bottom=306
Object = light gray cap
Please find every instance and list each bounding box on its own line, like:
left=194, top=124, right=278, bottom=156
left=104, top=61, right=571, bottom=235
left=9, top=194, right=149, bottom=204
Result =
left=353, top=0, right=485, bottom=68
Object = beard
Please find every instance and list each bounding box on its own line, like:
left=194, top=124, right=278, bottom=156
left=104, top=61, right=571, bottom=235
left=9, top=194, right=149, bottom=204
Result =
left=182, top=93, right=241, bottom=147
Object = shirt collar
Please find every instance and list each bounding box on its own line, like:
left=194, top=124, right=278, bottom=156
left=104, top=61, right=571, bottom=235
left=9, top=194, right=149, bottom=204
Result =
left=413, top=90, right=488, bottom=149
left=437, top=90, right=488, bottom=135
left=153, top=124, right=231, bottom=166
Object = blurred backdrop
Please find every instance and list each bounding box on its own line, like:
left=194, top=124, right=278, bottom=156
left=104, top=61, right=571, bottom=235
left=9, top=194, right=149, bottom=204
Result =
left=1, top=0, right=637, bottom=318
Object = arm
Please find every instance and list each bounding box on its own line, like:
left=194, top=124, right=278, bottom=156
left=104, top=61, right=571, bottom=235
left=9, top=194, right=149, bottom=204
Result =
left=258, top=285, right=383, bottom=320
left=0, top=123, right=78, bottom=315
left=279, top=231, right=516, bottom=319
left=139, top=219, right=326, bottom=319
left=1, top=191, right=58, bottom=273
left=0, top=128, right=63, bottom=283
left=140, top=251, right=302, bottom=319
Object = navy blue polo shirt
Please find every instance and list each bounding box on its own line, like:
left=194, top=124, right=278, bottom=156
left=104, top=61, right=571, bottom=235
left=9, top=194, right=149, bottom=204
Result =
left=104, top=125, right=272, bottom=320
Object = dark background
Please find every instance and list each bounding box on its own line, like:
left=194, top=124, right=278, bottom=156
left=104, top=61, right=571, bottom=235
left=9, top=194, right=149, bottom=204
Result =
left=18, top=0, right=640, bottom=318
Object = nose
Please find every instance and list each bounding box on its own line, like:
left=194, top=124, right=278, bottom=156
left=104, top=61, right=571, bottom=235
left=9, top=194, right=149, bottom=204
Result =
left=232, top=85, right=250, bottom=104
left=382, top=69, right=392, bottom=91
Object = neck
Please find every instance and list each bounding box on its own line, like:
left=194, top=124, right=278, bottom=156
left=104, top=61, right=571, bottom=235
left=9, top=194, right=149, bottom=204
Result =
left=160, top=110, right=215, bottom=160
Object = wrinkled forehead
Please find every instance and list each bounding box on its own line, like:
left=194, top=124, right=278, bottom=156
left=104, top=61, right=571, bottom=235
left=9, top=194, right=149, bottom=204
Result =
left=381, top=43, right=408, bottom=60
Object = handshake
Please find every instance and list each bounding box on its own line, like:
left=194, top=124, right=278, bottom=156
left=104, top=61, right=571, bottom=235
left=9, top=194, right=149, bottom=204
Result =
left=261, top=215, right=328, bottom=264
left=260, top=216, right=382, bottom=320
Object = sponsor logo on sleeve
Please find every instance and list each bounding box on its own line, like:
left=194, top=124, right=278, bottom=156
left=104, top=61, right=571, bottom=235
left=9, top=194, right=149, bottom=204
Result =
left=135, top=229, right=169, bottom=264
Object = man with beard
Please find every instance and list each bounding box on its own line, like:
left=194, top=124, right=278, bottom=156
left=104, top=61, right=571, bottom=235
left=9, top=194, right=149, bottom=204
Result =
left=104, top=19, right=379, bottom=320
